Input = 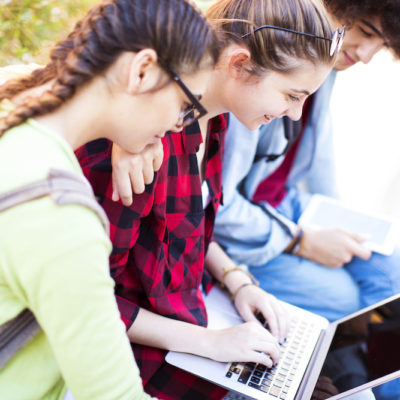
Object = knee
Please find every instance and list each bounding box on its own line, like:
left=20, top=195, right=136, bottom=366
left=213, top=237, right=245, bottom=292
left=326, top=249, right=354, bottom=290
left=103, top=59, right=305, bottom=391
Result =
left=357, top=249, right=400, bottom=294
left=320, top=283, right=360, bottom=321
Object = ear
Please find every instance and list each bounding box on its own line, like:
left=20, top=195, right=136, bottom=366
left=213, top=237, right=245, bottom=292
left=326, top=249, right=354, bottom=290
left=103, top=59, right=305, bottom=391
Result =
left=227, top=47, right=252, bottom=79
left=126, top=49, right=161, bottom=94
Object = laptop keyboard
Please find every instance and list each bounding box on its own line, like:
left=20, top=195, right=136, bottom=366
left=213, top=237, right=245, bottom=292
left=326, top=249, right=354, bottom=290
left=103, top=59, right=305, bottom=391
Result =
left=224, top=317, right=315, bottom=399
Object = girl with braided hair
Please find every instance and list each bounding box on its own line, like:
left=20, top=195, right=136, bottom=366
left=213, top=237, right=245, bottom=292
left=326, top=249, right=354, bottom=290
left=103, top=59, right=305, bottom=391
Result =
left=0, top=0, right=219, bottom=399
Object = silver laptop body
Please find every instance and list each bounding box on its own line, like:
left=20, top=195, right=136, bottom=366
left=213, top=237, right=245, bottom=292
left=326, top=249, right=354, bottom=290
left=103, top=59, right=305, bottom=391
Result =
left=166, top=286, right=400, bottom=400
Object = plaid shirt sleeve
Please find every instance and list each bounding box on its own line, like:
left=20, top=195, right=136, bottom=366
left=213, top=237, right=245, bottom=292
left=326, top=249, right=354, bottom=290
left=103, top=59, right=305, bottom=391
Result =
left=76, top=139, right=168, bottom=327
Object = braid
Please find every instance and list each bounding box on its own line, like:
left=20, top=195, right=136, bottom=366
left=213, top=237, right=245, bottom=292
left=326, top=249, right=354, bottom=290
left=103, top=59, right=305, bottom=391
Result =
left=0, top=11, right=104, bottom=136
left=0, top=0, right=219, bottom=137
left=0, top=91, right=63, bottom=138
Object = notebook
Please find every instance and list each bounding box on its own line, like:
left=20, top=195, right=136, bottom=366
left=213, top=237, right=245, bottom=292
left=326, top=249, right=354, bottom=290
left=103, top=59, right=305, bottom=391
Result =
left=298, top=194, right=400, bottom=256
left=166, top=286, right=400, bottom=399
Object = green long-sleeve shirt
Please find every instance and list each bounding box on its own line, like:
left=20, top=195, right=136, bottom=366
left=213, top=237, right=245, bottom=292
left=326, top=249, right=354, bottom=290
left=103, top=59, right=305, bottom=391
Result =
left=0, top=111, right=151, bottom=400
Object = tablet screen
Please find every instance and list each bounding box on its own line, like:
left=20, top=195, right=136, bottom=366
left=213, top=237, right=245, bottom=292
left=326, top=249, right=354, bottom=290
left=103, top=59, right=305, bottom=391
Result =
left=307, top=201, right=392, bottom=246
left=299, top=195, right=397, bottom=255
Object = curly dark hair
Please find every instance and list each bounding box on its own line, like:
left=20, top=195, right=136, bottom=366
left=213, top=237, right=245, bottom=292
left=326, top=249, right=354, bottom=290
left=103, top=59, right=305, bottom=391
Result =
left=324, top=0, right=400, bottom=58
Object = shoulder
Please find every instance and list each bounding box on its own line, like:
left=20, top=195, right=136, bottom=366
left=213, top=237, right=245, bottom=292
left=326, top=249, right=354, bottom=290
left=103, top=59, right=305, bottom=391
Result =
left=0, top=126, right=80, bottom=197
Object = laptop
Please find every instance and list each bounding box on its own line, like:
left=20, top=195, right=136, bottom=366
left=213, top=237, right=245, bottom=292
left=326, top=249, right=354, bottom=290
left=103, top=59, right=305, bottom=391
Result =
left=299, top=194, right=400, bottom=256
left=166, top=286, right=400, bottom=400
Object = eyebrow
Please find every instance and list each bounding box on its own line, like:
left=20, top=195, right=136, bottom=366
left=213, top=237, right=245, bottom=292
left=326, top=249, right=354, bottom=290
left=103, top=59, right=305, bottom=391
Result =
left=290, top=89, right=310, bottom=96
left=360, top=19, right=385, bottom=39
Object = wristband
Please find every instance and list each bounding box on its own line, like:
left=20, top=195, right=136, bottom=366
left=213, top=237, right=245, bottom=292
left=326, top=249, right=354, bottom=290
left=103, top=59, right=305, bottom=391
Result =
left=285, top=227, right=303, bottom=255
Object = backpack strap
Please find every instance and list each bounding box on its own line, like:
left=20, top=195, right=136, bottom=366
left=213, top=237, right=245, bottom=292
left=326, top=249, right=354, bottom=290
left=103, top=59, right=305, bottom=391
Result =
left=0, top=310, right=40, bottom=369
left=0, top=168, right=109, bottom=232
left=0, top=168, right=109, bottom=369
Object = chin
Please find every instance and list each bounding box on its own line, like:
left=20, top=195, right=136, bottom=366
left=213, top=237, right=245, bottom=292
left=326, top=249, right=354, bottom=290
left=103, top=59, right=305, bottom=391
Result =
left=123, top=143, right=145, bottom=155
left=334, top=58, right=352, bottom=71
left=241, top=120, right=262, bottom=131
left=334, top=64, right=350, bottom=71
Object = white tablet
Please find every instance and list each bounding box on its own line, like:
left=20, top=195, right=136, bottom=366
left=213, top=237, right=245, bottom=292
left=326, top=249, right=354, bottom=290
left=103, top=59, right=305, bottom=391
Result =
left=299, top=194, right=400, bottom=256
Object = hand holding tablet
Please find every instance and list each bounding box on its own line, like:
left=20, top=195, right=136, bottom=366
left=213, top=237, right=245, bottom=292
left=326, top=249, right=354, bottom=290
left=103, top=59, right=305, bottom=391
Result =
left=299, top=195, right=400, bottom=256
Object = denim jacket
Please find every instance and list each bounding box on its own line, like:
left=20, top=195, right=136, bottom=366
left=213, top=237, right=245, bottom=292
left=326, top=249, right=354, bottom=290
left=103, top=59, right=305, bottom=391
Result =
left=214, top=71, right=337, bottom=266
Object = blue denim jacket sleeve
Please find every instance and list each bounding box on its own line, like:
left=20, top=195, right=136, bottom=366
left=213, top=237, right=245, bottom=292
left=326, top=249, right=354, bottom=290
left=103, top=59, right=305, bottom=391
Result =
left=294, top=71, right=339, bottom=198
left=214, top=115, right=298, bottom=267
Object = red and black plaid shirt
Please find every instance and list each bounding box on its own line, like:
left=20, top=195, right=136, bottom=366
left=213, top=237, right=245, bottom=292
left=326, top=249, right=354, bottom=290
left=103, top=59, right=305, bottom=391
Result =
left=76, top=114, right=229, bottom=399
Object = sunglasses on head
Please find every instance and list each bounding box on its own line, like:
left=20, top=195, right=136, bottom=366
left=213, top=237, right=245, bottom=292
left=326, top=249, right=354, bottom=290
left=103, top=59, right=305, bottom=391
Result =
left=158, top=59, right=208, bottom=127
left=242, top=25, right=346, bottom=57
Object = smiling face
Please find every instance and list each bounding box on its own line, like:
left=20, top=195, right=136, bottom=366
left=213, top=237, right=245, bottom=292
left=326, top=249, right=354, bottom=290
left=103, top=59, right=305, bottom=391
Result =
left=334, top=16, right=387, bottom=71
left=225, top=60, right=332, bottom=131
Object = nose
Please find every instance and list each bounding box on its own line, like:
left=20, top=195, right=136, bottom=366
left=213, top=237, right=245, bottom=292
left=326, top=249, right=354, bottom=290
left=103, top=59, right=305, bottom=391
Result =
left=170, top=113, right=185, bottom=133
left=356, top=39, right=384, bottom=64
left=285, top=102, right=303, bottom=121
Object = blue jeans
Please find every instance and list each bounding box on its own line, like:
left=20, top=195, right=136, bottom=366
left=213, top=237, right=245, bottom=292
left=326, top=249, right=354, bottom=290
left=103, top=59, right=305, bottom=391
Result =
left=373, top=379, right=400, bottom=400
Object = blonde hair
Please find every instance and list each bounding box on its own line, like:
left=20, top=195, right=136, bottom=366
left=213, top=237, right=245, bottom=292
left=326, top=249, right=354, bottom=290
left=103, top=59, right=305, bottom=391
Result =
left=206, top=0, right=336, bottom=75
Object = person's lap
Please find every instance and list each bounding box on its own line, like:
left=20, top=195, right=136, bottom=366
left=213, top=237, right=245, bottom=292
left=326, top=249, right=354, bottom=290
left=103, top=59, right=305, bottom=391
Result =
left=250, top=189, right=400, bottom=320
left=345, top=248, right=400, bottom=308
left=249, top=253, right=361, bottom=321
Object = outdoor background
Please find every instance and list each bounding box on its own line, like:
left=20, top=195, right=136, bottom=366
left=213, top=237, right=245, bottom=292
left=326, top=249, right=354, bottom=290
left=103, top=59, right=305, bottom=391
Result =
left=332, top=50, right=400, bottom=219
left=1, top=0, right=399, bottom=218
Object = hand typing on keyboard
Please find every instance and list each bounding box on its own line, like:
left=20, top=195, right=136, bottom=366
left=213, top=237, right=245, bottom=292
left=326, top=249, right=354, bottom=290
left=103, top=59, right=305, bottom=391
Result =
left=225, top=317, right=315, bottom=399
left=232, top=283, right=290, bottom=343
left=203, top=321, right=281, bottom=368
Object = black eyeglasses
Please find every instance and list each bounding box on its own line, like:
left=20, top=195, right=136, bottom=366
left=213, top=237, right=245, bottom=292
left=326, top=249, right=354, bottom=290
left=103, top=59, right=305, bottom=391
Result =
left=242, top=25, right=346, bottom=57
left=158, top=59, right=208, bottom=127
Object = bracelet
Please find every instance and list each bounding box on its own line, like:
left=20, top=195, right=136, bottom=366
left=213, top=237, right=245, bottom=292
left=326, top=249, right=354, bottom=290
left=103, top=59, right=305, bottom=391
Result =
left=221, top=266, right=246, bottom=289
left=285, top=227, right=303, bottom=255
left=221, top=264, right=259, bottom=289
left=231, top=282, right=254, bottom=303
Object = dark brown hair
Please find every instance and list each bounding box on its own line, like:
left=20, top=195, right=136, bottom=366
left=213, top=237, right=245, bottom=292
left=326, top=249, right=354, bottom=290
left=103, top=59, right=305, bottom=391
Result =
left=0, top=0, right=220, bottom=136
left=206, top=0, right=336, bottom=76
left=324, top=0, right=400, bottom=58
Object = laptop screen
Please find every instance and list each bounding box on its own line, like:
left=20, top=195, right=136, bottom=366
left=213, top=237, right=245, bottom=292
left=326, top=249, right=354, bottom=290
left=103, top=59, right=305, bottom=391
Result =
left=316, top=297, right=400, bottom=395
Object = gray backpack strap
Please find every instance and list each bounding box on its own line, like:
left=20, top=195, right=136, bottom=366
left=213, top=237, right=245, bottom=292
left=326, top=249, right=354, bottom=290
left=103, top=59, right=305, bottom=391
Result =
left=0, top=168, right=109, bottom=232
left=0, top=310, right=40, bottom=369
left=0, top=168, right=110, bottom=369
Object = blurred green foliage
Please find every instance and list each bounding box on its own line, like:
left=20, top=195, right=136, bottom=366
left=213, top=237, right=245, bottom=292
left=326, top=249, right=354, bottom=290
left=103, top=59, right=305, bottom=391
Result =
left=0, top=0, right=214, bottom=66
left=0, top=0, right=97, bottom=66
